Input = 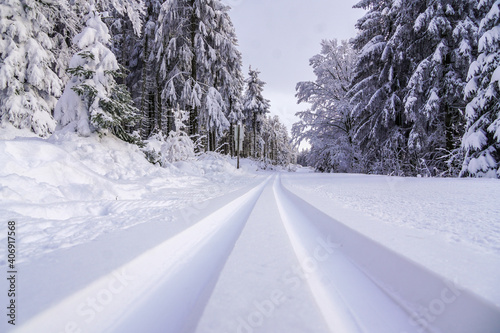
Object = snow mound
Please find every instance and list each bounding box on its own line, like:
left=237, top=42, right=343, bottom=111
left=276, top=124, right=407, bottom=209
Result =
left=0, top=130, right=262, bottom=263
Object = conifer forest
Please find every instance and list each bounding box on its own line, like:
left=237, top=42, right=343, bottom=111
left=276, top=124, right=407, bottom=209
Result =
left=1, top=0, right=499, bottom=177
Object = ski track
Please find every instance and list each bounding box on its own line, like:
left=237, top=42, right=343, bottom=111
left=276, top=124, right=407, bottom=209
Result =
left=10, top=173, right=500, bottom=333
left=195, top=175, right=330, bottom=333
left=275, top=174, right=500, bottom=333
left=274, top=175, right=421, bottom=333
left=13, top=177, right=272, bottom=333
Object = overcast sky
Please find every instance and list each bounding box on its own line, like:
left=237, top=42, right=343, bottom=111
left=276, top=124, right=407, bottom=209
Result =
left=221, top=0, right=364, bottom=134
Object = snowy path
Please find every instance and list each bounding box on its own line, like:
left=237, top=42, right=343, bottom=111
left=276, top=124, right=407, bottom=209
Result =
left=7, top=173, right=500, bottom=333
left=12, top=177, right=271, bottom=333
left=274, top=176, right=417, bottom=332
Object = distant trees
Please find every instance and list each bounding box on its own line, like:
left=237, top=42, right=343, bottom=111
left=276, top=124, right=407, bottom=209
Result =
left=294, top=0, right=498, bottom=178
left=261, top=115, right=295, bottom=166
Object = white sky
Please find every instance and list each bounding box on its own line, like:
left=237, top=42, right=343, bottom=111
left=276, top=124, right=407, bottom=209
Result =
left=221, top=0, right=364, bottom=134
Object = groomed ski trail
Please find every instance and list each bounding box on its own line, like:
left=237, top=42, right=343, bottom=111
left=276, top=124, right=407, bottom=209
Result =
left=198, top=174, right=500, bottom=333
left=13, top=173, right=500, bottom=333
left=13, top=177, right=272, bottom=333
left=274, top=175, right=418, bottom=332
left=195, top=175, right=331, bottom=333
left=275, top=174, right=500, bottom=333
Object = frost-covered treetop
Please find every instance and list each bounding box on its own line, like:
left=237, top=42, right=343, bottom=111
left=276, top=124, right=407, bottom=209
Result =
left=74, top=11, right=112, bottom=49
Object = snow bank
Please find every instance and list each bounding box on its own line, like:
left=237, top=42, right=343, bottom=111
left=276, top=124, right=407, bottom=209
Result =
left=0, top=129, right=264, bottom=264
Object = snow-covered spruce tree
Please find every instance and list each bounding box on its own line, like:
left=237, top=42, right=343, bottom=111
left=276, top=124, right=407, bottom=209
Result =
left=462, top=0, right=500, bottom=178
left=210, top=7, right=245, bottom=155
left=349, top=0, right=414, bottom=175
left=243, top=66, right=270, bottom=158
left=153, top=0, right=241, bottom=150
left=0, top=0, right=65, bottom=137
left=84, top=0, right=146, bottom=135
left=54, top=9, right=139, bottom=143
left=123, top=0, right=162, bottom=139
left=293, top=39, right=361, bottom=173
left=404, top=0, right=479, bottom=176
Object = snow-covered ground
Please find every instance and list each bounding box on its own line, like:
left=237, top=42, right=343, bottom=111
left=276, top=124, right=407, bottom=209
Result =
left=1, top=129, right=499, bottom=332
left=0, top=127, right=264, bottom=265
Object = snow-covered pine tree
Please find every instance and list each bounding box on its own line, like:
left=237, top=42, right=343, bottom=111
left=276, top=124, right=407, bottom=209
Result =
left=124, top=0, right=162, bottom=139
left=154, top=0, right=241, bottom=147
left=462, top=0, right=500, bottom=178
left=54, top=8, right=139, bottom=143
left=0, top=0, right=65, bottom=137
left=100, top=0, right=145, bottom=37
left=349, top=0, right=413, bottom=175
left=293, top=39, right=360, bottom=173
left=405, top=0, right=479, bottom=176
left=243, top=66, right=270, bottom=158
left=209, top=5, right=244, bottom=154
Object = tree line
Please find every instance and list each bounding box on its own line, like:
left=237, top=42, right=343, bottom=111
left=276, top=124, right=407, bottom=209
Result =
left=293, top=0, right=499, bottom=178
left=0, top=0, right=295, bottom=166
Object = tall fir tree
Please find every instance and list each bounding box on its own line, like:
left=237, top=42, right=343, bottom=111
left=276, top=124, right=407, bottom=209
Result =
left=349, top=0, right=413, bottom=175
left=405, top=0, right=479, bottom=176
left=202, top=87, right=230, bottom=151
left=153, top=0, right=242, bottom=148
left=124, top=0, right=162, bottom=139
left=462, top=0, right=500, bottom=177
left=0, top=0, right=65, bottom=137
left=243, top=66, right=270, bottom=158
left=55, top=8, right=139, bottom=143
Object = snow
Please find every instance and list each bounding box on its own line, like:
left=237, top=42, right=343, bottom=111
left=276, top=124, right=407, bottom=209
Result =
left=0, top=131, right=261, bottom=266
left=467, top=149, right=498, bottom=175
left=463, top=125, right=488, bottom=150
left=280, top=174, right=500, bottom=305
left=479, top=26, right=500, bottom=53
left=282, top=174, right=500, bottom=256
left=1, top=130, right=499, bottom=332
left=492, top=65, right=500, bottom=85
